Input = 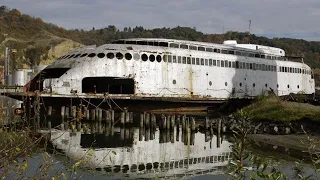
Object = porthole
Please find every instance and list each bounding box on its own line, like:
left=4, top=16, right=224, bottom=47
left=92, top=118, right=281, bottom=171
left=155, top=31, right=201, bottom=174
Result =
left=173, top=79, right=176, bottom=85
left=141, top=54, right=148, bottom=61
left=156, top=55, right=162, bottom=62
left=277, top=84, right=279, bottom=88
left=80, top=53, right=88, bottom=57
left=149, top=54, right=155, bottom=62
left=88, top=53, right=96, bottom=58
left=133, top=53, right=140, bottom=60
left=265, top=84, right=268, bottom=88
left=287, top=85, right=290, bottom=88
left=125, top=53, right=132, bottom=60
left=297, top=85, right=299, bottom=89
left=107, top=53, right=114, bottom=59
left=68, top=54, right=75, bottom=58
left=225, top=82, right=228, bottom=86
left=253, top=83, right=255, bottom=87
left=116, top=52, right=123, bottom=60
left=97, top=53, right=105, bottom=58
left=239, top=83, right=242, bottom=87
left=74, top=54, right=81, bottom=58
left=209, top=81, right=212, bottom=86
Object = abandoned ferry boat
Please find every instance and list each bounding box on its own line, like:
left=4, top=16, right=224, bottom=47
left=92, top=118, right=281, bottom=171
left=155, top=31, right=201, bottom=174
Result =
left=6, top=38, right=315, bottom=108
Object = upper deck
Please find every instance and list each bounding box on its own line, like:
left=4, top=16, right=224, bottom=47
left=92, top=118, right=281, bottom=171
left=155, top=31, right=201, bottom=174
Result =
left=112, top=38, right=286, bottom=59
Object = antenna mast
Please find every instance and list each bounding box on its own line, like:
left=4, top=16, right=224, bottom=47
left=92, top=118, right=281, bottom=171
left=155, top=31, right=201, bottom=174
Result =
left=249, top=20, right=251, bottom=34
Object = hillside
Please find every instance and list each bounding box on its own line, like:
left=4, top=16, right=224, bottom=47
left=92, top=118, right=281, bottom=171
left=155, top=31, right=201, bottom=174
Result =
left=1, top=5, right=320, bottom=85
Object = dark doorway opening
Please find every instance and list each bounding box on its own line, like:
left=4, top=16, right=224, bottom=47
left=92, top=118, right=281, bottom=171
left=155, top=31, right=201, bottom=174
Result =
left=82, top=77, right=135, bottom=94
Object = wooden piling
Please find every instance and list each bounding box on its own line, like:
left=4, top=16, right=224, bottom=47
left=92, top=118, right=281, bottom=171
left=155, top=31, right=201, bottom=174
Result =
left=110, top=109, right=114, bottom=124
left=162, top=115, right=166, bottom=130
left=176, top=115, right=180, bottom=129
left=76, top=106, right=82, bottom=132
left=205, top=116, right=210, bottom=129
left=125, top=111, right=130, bottom=124
left=140, top=113, right=144, bottom=128
left=61, top=106, right=65, bottom=130
left=151, top=114, right=156, bottom=129
left=166, top=115, right=171, bottom=130
left=120, top=112, right=125, bottom=126
left=129, top=112, right=133, bottom=124
left=145, top=113, right=150, bottom=128
left=171, top=115, right=175, bottom=130
left=106, top=110, right=111, bottom=124
left=190, top=117, right=196, bottom=131
left=65, top=107, right=70, bottom=130
left=47, top=106, right=52, bottom=129
left=72, top=106, right=76, bottom=119
left=182, top=115, right=186, bottom=131
left=84, top=107, right=89, bottom=120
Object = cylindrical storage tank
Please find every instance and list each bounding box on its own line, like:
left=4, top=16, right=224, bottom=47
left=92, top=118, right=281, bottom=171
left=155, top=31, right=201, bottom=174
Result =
left=24, top=69, right=34, bottom=84
left=13, top=70, right=24, bottom=86
left=6, top=74, right=12, bottom=86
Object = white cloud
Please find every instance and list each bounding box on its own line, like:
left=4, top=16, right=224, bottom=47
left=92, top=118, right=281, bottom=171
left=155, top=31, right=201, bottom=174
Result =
left=2, top=0, right=320, bottom=40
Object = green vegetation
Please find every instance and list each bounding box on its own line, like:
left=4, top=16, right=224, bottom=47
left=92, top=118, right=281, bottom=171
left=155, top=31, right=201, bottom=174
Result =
left=2, top=5, right=320, bottom=80
left=242, top=96, right=320, bottom=122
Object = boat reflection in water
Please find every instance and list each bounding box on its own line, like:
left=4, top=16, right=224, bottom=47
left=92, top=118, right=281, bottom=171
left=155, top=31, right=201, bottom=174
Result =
left=50, top=125, right=232, bottom=178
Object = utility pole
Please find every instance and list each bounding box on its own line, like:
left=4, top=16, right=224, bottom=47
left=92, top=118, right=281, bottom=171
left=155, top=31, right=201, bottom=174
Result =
left=249, top=20, right=252, bottom=34
left=5, top=47, right=9, bottom=85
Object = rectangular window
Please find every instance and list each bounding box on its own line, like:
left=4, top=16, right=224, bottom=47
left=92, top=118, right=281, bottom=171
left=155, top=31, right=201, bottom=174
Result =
left=189, top=46, right=197, bottom=50
left=290, top=67, right=292, bottom=73
left=187, top=57, right=191, bottom=64
left=232, top=62, right=235, bottom=68
left=255, top=54, right=260, bottom=58
left=205, top=59, right=208, bottom=66
left=206, top=48, right=213, bottom=52
left=201, top=58, right=204, bottom=65
left=214, top=49, right=221, bottom=53
left=182, top=57, right=186, bottom=64
left=235, top=51, right=241, bottom=56
left=222, top=49, right=228, bottom=54
left=253, top=63, right=256, bottom=70
left=246, top=63, right=249, bottom=69
left=170, top=43, right=179, bottom=48
left=261, top=54, right=266, bottom=59
left=198, top=47, right=205, bottom=51
left=180, top=44, right=188, bottom=49
left=196, top=58, right=200, bottom=65
left=209, top=59, right=213, bottom=66
left=217, top=60, right=220, bottom=67
left=242, top=52, right=249, bottom=56
left=249, top=53, right=254, bottom=57
left=229, top=61, right=232, bottom=68
left=213, top=60, right=217, bottom=66
left=192, top=57, right=195, bottom=64
left=228, top=50, right=235, bottom=55
left=262, top=64, right=265, bottom=71
left=274, top=66, right=277, bottom=72
left=178, top=56, right=182, bottom=63
left=266, top=56, right=271, bottom=59
left=168, top=55, right=172, bottom=63
left=250, top=63, right=253, bottom=70
left=239, top=62, right=242, bottom=69
left=173, top=56, right=177, bottom=63
left=221, top=60, right=225, bottom=67
left=255, top=63, right=259, bottom=70
left=225, top=60, right=228, bottom=67
left=236, top=61, right=239, bottom=69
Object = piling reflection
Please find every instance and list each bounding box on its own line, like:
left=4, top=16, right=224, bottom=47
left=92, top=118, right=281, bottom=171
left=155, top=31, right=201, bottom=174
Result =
left=50, top=123, right=232, bottom=178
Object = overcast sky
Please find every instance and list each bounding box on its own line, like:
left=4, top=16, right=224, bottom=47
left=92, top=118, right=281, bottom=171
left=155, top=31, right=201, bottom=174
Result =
left=2, top=0, right=320, bottom=41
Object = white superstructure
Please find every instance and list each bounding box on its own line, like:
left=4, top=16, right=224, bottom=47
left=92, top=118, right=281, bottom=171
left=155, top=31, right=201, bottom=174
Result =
left=29, top=38, right=315, bottom=100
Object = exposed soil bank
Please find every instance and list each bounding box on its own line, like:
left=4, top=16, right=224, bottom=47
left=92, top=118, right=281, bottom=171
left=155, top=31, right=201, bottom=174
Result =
left=247, top=134, right=320, bottom=152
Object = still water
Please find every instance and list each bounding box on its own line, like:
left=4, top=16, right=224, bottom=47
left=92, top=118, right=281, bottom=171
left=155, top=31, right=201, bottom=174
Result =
left=49, top=127, right=231, bottom=179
